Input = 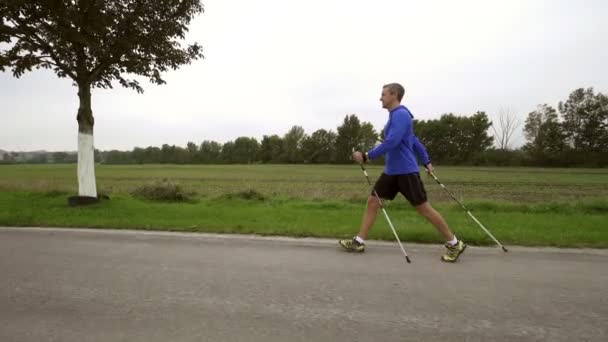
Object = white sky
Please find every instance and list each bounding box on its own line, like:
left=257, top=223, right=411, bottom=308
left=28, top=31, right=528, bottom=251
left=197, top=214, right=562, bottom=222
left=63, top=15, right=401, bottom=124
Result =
left=1, top=0, right=607, bottom=151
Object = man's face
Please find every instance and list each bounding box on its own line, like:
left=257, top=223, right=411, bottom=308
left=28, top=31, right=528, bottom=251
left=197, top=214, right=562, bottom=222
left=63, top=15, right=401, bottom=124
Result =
left=380, top=87, right=396, bottom=109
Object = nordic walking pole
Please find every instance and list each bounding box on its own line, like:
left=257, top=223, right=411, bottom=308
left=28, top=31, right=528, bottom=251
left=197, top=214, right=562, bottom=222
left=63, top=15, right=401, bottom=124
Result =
left=357, top=161, right=411, bottom=263
left=424, top=166, right=508, bottom=252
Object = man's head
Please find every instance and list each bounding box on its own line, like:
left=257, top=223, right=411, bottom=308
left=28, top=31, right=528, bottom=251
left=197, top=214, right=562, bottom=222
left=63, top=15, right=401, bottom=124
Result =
left=380, top=83, right=404, bottom=109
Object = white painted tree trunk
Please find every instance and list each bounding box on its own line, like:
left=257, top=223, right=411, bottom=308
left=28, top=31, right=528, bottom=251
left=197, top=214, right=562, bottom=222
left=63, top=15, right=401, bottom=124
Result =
left=77, top=133, right=97, bottom=197
left=76, top=80, right=98, bottom=199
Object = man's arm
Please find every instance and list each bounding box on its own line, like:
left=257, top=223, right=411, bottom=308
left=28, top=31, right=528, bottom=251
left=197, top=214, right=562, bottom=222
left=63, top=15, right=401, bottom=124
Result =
left=413, top=136, right=434, bottom=174
left=367, top=111, right=410, bottom=160
left=413, top=136, right=430, bottom=165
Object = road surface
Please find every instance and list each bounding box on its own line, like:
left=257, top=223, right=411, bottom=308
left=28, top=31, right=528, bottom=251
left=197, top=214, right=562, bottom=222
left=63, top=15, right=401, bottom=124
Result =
left=1, top=227, right=606, bottom=342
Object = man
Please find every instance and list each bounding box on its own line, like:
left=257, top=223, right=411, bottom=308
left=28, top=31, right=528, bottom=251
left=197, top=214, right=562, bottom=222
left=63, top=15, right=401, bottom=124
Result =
left=339, top=83, right=466, bottom=262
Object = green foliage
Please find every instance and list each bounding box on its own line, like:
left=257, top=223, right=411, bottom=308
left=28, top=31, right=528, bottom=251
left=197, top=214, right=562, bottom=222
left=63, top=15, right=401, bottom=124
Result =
left=335, top=114, right=378, bottom=163
left=415, top=111, right=493, bottom=164
left=521, top=88, right=608, bottom=166
left=282, top=126, right=306, bottom=163
left=260, top=135, right=284, bottom=164
left=221, top=137, right=260, bottom=164
left=559, top=87, right=608, bottom=153
left=523, top=104, right=566, bottom=165
left=301, top=129, right=337, bottom=163
left=335, top=114, right=362, bottom=163
left=0, top=0, right=204, bottom=92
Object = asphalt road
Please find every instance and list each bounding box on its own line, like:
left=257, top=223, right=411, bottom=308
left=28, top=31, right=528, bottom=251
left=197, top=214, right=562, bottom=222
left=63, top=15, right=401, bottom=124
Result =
left=1, top=227, right=606, bottom=342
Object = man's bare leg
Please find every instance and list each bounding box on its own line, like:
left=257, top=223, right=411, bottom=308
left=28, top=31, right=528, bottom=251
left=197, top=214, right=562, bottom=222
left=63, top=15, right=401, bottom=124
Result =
left=414, top=201, right=455, bottom=241
left=416, top=201, right=467, bottom=262
left=356, top=195, right=382, bottom=240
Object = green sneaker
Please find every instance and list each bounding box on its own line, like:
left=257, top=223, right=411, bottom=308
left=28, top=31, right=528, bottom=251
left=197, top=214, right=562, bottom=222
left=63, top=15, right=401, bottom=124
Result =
left=339, top=238, right=365, bottom=253
left=441, top=240, right=466, bottom=262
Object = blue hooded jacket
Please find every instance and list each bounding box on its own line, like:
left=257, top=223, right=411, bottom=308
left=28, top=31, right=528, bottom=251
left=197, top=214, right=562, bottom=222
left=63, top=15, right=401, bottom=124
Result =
left=367, top=105, right=430, bottom=175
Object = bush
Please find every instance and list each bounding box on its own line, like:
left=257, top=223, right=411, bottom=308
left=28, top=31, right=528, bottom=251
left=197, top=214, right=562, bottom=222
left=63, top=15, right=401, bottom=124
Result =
left=131, top=179, right=195, bottom=202
left=220, top=189, right=266, bottom=201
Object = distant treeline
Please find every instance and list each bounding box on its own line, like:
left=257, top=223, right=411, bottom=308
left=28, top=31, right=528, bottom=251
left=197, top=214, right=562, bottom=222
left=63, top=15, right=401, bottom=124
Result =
left=2, top=87, right=606, bottom=167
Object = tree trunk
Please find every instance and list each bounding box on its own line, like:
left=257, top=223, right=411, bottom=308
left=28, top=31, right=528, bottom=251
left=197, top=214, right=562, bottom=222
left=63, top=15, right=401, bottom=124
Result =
left=76, top=82, right=97, bottom=198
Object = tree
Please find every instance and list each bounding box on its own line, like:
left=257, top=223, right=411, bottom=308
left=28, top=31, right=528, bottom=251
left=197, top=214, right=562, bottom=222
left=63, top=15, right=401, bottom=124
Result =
left=491, top=107, right=521, bottom=151
left=559, top=87, right=608, bottom=153
left=416, top=112, right=493, bottom=164
left=523, top=104, right=566, bottom=164
left=359, top=122, right=379, bottom=152
left=142, top=146, right=161, bottom=164
left=221, top=141, right=236, bottom=163
left=160, top=144, right=174, bottom=164
left=466, top=111, right=494, bottom=157
left=51, top=151, right=76, bottom=163
left=301, top=129, right=337, bottom=163
left=131, top=147, right=146, bottom=164
left=232, top=137, right=259, bottom=164
left=1, top=0, right=204, bottom=201
left=416, top=114, right=461, bottom=163
left=335, top=114, right=361, bottom=163
left=109, top=150, right=134, bottom=164
left=186, top=141, right=198, bottom=163
left=158, top=144, right=187, bottom=164
left=259, top=135, right=283, bottom=163
left=198, top=140, right=221, bottom=164
left=29, top=152, right=48, bottom=164
left=282, top=126, right=306, bottom=163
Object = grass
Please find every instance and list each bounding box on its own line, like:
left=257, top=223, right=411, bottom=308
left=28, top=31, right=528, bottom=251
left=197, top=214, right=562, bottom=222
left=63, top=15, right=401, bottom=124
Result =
left=0, top=164, right=607, bottom=247
left=1, top=164, right=607, bottom=203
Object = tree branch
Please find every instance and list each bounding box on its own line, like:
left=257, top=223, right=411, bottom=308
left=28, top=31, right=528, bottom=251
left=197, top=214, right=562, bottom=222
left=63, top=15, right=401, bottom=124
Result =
left=9, top=17, right=78, bottom=80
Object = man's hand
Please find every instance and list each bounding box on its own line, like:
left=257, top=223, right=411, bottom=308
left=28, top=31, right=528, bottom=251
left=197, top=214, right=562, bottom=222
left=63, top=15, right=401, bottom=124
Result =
left=352, top=151, right=365, bottom=163
left=425, top=162, right=434, bottom=175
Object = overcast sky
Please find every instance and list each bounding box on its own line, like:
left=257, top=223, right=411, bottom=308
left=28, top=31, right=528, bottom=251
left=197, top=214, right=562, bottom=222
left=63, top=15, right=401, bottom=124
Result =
left=1, top=0, right=607, bottom=151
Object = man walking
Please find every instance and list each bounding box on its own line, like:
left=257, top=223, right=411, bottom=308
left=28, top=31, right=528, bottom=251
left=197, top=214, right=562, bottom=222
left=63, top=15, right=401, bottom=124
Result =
left=339, top=83, right=466, bottom=262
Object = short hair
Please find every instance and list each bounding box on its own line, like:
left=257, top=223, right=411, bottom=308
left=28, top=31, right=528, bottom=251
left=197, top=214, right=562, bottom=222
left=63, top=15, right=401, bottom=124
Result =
left=383, top=83, right=405, bottom=101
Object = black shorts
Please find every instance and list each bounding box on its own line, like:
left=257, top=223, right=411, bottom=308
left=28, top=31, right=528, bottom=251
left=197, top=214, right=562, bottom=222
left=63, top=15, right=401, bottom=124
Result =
left=372, top=172, right=428, bottom=206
